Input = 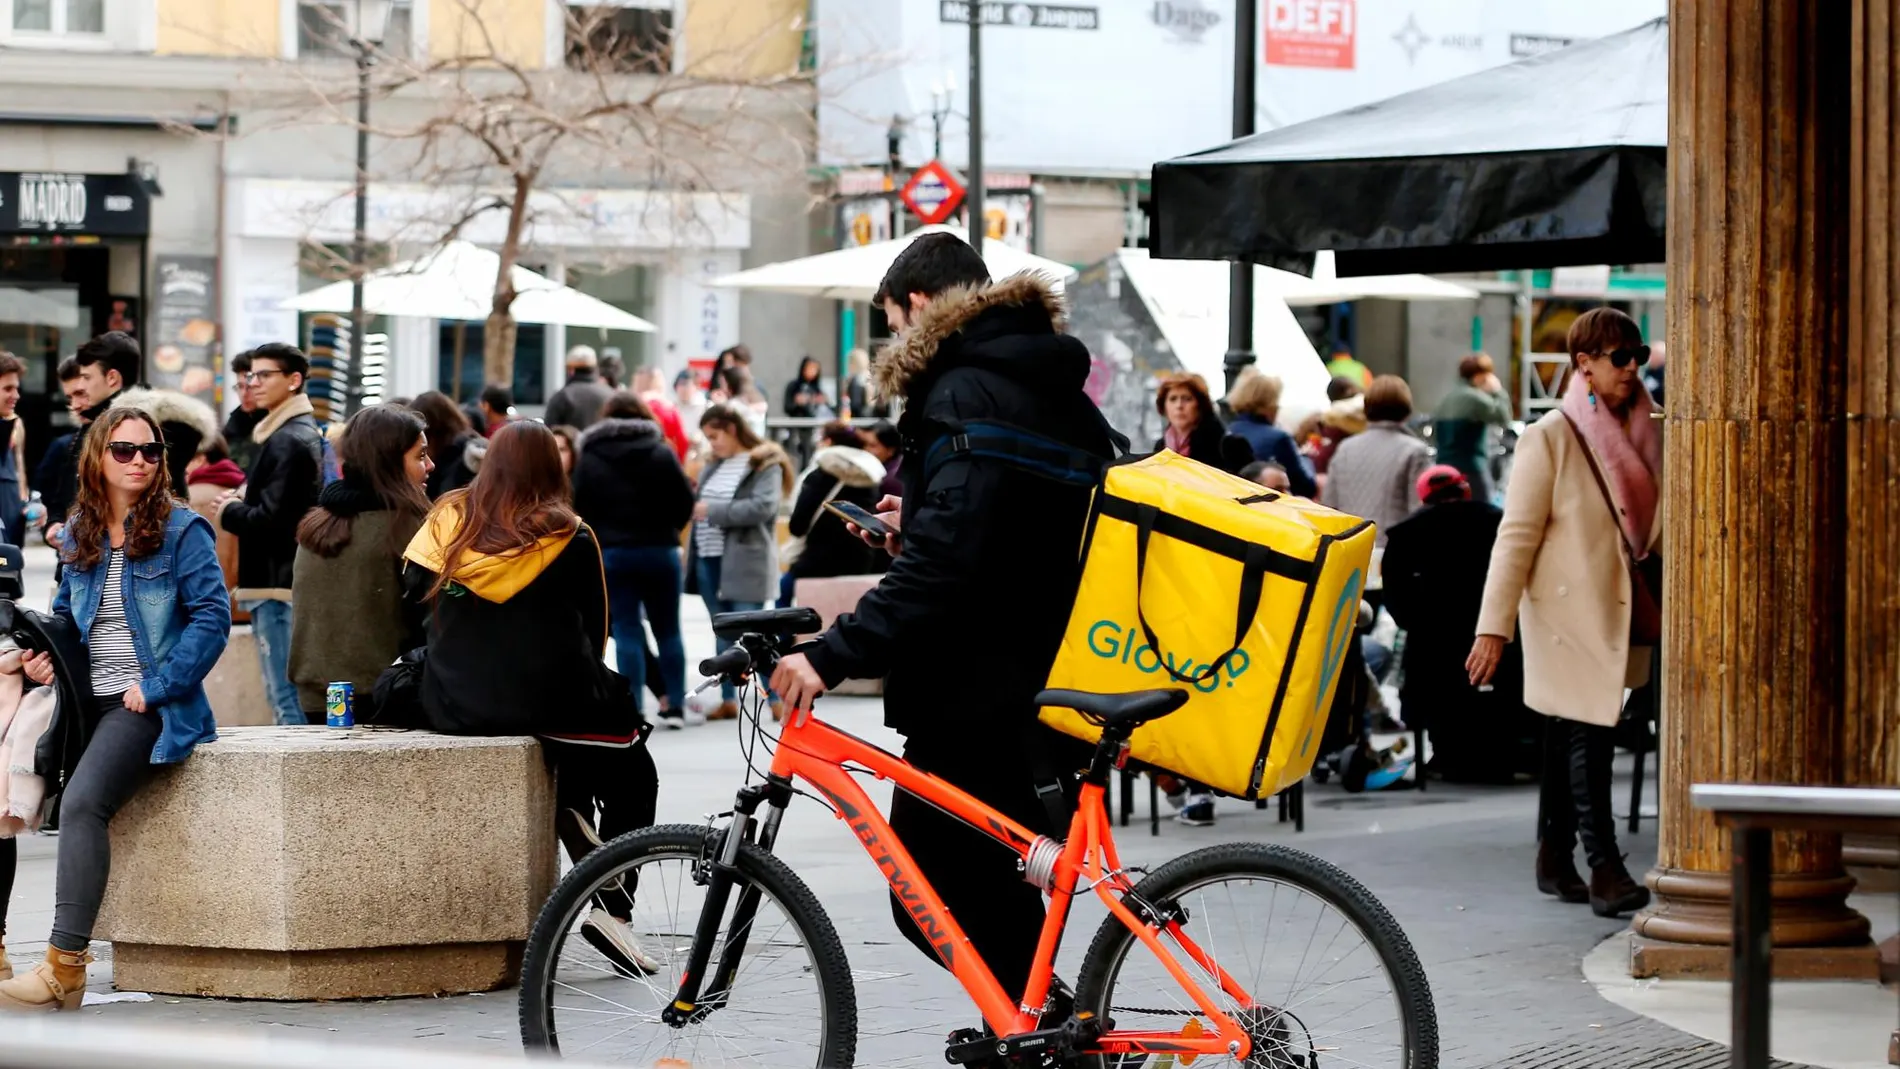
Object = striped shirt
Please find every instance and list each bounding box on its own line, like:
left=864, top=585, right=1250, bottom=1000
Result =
left=90, top=549, right=144, bottom=697
left=693, top=457, right=747, bottom=559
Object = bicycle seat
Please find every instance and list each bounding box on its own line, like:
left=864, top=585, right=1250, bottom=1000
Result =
left=1035, top=688, right=1190, bottom=730
left=711, top=606, right=824, bottom=639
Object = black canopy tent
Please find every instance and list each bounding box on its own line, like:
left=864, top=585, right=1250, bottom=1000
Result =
left=1151, top=17, right=1668, bottom=277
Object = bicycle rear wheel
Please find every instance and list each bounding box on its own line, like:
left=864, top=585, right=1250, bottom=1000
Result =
left=519, top=823, right=859, bottom=1067
left=1075, top=842, right=1437, bottom=1069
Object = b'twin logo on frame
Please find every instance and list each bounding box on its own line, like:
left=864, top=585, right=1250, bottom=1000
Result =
left=1085, top=619, right=1251, bottom=694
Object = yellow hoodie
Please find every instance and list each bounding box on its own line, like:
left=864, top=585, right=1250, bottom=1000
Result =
left=403, top=500, right=579, bottom=603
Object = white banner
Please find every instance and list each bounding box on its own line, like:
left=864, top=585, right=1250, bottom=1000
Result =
left=818, top=0, right=1665, bottom=175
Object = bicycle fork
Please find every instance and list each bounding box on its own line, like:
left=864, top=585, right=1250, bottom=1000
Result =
left=661, top=775, right=794, bottom=1028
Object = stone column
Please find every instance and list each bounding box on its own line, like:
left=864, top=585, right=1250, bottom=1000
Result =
left=1630, top=0, right=1877, bottom=978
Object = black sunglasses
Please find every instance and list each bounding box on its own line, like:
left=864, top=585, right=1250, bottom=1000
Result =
left=107, top=441, right=165, bottom=465
left=1603, top=345, right=1651, bottom=369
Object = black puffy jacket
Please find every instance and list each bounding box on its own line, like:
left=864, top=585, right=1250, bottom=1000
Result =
left=219, top=401, right=323, bottom=595
left=803, top=274, right=1118, bottom=742
left=572, top=418, right=694, bottom=548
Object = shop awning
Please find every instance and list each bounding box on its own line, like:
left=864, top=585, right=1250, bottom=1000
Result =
left=1151, top=17, right=1667, bottom=276
left=282, top=240, right=655, bottom=331
left=710, top=225, right=1077, bottom=302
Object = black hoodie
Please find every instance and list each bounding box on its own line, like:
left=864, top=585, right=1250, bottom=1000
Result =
left=571, top=418, right=694, bottom=548
left=802, top=274, right=1118, bottom=742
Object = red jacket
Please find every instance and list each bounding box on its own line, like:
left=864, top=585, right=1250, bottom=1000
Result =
left=644, top=396, right=690, bottom=461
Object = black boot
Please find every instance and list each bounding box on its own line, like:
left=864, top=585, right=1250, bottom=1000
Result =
left=1589, top=856, right=1651, bottom=917
left=1535, top=839, right=1588, bottom=903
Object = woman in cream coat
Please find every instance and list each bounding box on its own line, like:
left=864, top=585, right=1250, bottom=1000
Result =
left=1468, top=307, right=1660, bottom=919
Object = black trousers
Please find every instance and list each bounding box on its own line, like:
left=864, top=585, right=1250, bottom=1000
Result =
left=1537, top=716, right=1619, bottom=869
left=0, top=836, right=13, bottom=934
left=549, top=740, right=659, bottom=918
left=889, top=731, right=1075, bottom=1002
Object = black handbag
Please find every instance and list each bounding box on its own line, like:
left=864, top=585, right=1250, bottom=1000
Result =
left=369, top=647, right=430, bottom=727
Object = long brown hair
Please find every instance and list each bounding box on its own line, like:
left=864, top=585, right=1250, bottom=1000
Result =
left=64, top=407, right=174, bottom=570
left=296, top=405, right=432, bottom=559
left=426, top=421, right=578, bottom=599
left=410, top=390, right=472, bottom=462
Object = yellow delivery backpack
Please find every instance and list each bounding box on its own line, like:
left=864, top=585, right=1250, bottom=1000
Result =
left=1042, top=450, right=1375, bottom=799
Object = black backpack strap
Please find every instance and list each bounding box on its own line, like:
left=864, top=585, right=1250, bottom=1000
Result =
left=921, top=416, right=1123, bottom=488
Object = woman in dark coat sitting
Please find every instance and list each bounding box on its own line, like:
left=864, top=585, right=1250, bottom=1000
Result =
left=403, top=420, right=658, bottom=976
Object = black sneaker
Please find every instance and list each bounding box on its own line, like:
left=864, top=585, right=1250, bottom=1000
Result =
left=1175, top=794, right=1216, bottom=827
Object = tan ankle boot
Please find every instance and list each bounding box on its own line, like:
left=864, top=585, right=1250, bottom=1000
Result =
left=0, top=941, right=11, bottom=982
left=0, top=947, right=92, bottom=1011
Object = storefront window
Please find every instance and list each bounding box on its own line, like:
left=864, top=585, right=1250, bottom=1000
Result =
left=437, top=321, right=546, bottom=406
left=569, top=262, right=654, bottom=374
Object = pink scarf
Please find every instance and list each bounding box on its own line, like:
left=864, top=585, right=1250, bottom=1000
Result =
left=1164, top=424, right=1191, bottom=456
left=1562, top=373, right=1662, bottom=558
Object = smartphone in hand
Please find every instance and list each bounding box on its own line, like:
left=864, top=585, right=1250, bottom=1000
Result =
left=824, top=500, right=892, bottom=545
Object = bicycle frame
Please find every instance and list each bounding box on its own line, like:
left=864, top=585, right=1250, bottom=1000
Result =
left=756, top=710, right=1257, bottom=1060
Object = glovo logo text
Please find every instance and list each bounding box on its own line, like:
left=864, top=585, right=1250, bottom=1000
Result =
left=1084, top=619, right=1251, bottom=694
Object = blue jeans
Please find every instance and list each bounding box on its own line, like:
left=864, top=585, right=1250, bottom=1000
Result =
left=604, top=545, right=686, bottom=716
left=241, top=598, right=304, bottom=726
left=695, top=556, right=764, bottom=703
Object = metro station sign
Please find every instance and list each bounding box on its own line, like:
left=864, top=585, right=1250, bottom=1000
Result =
left=900, top=160, right=967, bottom=226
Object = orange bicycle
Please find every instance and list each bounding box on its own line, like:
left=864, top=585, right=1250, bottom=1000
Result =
left=521, top=608, right=1437, bottom=1067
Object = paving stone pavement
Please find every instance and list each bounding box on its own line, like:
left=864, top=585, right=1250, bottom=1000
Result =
left=0, top=545, right=1795, bottom=1066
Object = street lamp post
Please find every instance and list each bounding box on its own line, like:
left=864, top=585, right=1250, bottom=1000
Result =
left=1222, top=0, right=1258, bottom=395
left=349, top=0, right=392, bottom=415
left=966, top=1, right=983, bottom=257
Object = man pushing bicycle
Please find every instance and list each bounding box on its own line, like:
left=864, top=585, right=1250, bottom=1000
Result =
left=772, top=232, right=1119, bottom=999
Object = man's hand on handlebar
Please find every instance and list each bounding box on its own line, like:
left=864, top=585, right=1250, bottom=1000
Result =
left=771, top=652, right=825, bottom=724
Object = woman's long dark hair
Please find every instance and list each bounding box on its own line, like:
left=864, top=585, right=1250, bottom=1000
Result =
left=410, top=391, right=472, bottom=465
left=296, top=405, right=431, bottom=559
left=426, top=421, right=578, bottom=600
left=64, top=407, right=173, bottom=570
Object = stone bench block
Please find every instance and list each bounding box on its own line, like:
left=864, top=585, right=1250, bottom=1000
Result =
left=96, top=726, right=556, bottom=1000
left=203, top=630, right=273, bottom=728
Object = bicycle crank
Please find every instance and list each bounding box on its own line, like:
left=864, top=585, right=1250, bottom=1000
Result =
left=943, top=1011, right=1111, bottom=1066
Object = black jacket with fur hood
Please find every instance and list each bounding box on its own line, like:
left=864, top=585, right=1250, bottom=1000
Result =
left=802, top=273, right=1118, bottom=742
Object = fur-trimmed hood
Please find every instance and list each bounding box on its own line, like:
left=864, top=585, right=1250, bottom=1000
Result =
left=740, top=441, right=794, bottom=494
left=810, top=445, right=886, bottom=489
left=871, top=271, right=1071, bottom=403
left=577, top=417, right=660, bottom=450
left=118, top=387, right=220, bottom=448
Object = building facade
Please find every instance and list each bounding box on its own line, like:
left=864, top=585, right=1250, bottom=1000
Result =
left=0, top=0, right=823, bottom=455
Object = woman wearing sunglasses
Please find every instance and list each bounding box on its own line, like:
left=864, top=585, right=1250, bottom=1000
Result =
left=0, top=407, right=231, bottom=1011
left=1467, top=307, right=1660, bottom=919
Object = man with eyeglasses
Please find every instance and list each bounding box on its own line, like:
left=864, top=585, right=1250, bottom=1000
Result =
left=214, top=343, right=324, bottom=726
left=220, top=350, right=266, bottom=473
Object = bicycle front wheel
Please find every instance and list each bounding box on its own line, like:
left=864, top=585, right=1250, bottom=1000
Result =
left=519, top=823, right=859, bottom=1067
left=1075, top=843, right=1437, bottom=1069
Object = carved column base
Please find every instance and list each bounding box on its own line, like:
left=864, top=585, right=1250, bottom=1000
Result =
left=1626, top=866, right=1875, bottom=979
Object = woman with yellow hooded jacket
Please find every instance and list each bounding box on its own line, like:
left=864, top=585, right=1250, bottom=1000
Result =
left=402, top=420, right=660, bottom=975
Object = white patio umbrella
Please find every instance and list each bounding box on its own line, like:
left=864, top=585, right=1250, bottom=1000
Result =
left=710, top=225, right=1078, bottom=301
left=281, top=240, right=656, bottom=331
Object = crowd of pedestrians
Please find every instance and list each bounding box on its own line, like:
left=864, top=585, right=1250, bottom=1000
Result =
left=0, top=235, right=1668, bottom=1012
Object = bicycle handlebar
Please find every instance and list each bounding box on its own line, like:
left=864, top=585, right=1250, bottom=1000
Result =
left=699, top=645, right=753, bottom=679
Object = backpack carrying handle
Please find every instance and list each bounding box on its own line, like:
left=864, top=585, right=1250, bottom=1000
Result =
left=1131, top=502, right=1269, bottom=685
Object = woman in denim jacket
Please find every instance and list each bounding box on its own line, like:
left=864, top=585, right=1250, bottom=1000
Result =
left=0, top=406, right=230, bottom=1011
